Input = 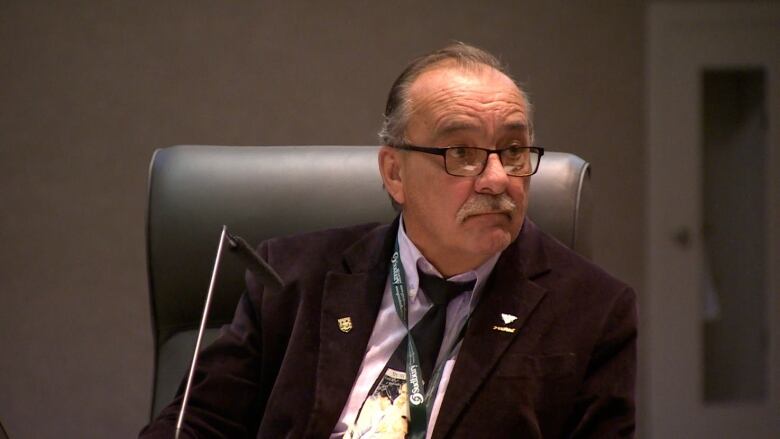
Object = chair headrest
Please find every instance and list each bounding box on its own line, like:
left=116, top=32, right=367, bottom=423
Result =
left=147, top=145, right=591, bottom=344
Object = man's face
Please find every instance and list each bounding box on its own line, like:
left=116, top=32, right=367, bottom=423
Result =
left=379, top=64, right=532, bottom=276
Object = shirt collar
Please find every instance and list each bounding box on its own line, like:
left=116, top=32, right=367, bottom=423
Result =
left=397, top=215, right=500, bottom=307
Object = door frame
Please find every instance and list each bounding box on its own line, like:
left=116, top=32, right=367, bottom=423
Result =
left=645, top=2, right=780, bottom=437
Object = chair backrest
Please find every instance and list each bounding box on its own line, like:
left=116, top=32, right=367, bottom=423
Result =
left=146, top=145, right=591, bottom=417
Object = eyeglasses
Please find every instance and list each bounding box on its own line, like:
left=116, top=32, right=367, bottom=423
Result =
left=394, top=144, right=544, bottom=177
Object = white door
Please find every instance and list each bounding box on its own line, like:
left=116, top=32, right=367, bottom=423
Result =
left=646, top=3, right=780, bottom=438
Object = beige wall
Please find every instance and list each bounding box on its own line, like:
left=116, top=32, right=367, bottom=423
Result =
left=0, top=1, right=644, bottom=437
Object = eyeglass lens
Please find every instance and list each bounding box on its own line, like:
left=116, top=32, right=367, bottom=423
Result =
left=445, top=147, right=538, bottom=176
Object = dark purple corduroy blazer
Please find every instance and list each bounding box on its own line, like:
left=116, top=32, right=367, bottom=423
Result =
left=141, top=217, right=636, bottom=438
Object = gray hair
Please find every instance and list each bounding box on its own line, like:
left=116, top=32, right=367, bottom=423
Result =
left=378, top=42, right=534, bottom=146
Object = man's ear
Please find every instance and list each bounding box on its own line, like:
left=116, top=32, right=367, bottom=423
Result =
left=378, top=146, right=405, bottom=206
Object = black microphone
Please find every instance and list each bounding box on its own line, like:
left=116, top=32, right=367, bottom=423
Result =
left=226, top=231, right=284, bottom=291
left=175, top=226, right=283, bottom=439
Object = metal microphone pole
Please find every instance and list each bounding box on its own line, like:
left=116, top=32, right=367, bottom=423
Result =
left=175, top=226, right=229, bottom=439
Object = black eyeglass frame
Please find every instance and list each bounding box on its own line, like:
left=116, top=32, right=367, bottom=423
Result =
left=393, top=144, right=545, bottom=177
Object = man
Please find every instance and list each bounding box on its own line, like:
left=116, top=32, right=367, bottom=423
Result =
left=141, top=43, right=636, bottom=438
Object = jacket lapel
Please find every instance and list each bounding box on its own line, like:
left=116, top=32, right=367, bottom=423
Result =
left=432, top=220, right=551, bottom=439
left=303, top=218, right=399, bottom=438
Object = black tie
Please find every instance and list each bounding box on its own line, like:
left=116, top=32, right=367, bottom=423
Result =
left=383, top=269, right=476, bottom=385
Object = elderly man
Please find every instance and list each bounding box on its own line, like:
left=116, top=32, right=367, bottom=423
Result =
left=141, top=43, right=636, bottom=438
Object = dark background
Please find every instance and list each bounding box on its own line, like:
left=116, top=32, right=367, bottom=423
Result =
left=0, top=1, right=646, bottom=437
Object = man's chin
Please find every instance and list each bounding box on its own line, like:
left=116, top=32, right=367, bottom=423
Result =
left=461, top=213, right=524, bottom=246
left=472, top=228, right=514, bottom=255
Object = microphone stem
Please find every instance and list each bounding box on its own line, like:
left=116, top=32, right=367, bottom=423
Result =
left=175, top=225, right=229, bottom=439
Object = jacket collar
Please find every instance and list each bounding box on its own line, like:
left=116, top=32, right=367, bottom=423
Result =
left=304, top=216, right=553, bottom=438
left=432, top=218, right=553, bottom=438
left=343, top=215, right=400, bottom=274
left=303, top=216, right=400, bottom=437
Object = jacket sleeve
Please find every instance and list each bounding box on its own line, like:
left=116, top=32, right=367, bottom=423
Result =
left=568, top=286, right=638, bottom=438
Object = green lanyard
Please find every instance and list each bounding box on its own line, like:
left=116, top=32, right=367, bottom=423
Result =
left=388, top=240, right=472, bottom=439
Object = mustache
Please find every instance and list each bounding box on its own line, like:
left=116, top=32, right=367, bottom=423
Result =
left=456, top=193, right=517, bottom=223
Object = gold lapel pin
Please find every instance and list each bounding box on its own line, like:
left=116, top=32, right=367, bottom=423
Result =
left=493, top=325, right=516, bottom=333
left=337, top=317, right=353, bottom=333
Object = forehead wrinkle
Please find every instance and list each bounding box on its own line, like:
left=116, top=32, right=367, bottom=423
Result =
left=412, top=87, right=524, bottom=115
left=502, top=121, right=529, bottom=133
left=405, top=66, right=529, bottom=142
left=429, top=101, right=528, bottom=139
left=435, top=120, right=481, bottom=138
left=407, top=67, right=525, bottom=112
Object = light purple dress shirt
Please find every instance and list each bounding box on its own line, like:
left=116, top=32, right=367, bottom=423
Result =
left=331, top=216, right=500, bottom=438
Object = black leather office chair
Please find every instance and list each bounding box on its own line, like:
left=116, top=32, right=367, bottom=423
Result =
left=146, top=145, right=591, bottom=418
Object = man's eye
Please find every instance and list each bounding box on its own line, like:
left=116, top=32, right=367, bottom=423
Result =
left=503, top=146, right=525, bottom=158
left=448, top=147, right=469, bottom=159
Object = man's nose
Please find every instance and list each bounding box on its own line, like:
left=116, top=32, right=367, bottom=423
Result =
left=474, top=153, right=509, bottom=194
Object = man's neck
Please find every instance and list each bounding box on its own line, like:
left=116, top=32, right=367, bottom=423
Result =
left=419, top=251, right=487, bottom=279
left=399, top=216, right=491, bottom=278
